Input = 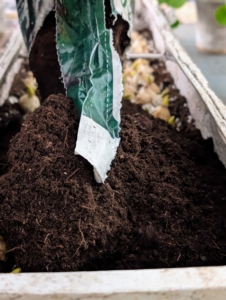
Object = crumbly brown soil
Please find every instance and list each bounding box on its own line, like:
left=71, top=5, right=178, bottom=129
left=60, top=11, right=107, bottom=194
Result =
left=1, top=94, right=226, bottom=272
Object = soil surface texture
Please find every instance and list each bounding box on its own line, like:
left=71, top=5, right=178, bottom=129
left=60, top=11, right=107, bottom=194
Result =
left=1, top=94, right=226, bottom=272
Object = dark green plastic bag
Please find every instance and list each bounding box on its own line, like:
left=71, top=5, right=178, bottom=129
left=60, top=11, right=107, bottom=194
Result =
left=16, top=0, right=132, bottom=182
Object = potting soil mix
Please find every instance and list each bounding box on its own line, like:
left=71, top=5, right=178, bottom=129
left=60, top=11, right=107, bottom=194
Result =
left=2, top=1, right=226, bottom=274
left=16, top=0, right=132, bottom=183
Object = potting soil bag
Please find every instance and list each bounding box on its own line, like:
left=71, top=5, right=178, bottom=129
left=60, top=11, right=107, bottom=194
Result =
left=16, top=0, right=55, bottom=50
left=16, top=0, right=132, bottom=183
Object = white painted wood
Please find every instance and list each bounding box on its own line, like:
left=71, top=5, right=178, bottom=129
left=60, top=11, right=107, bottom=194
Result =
left=1, top=267, right=226, bottom=299
left=1, top=1, right=226, bottom=299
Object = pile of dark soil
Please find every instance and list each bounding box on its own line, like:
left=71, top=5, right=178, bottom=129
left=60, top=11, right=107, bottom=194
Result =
left=1, top=94, right=226, bottom=272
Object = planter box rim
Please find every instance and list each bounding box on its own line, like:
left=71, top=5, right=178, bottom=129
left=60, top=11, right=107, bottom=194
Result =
left=1, top=1, right=226, bottom=299
left=1, top=266, right=226, bottom=298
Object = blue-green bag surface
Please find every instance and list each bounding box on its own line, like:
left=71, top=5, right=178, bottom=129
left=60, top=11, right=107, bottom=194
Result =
left=16, top=0, right=132, bottom=182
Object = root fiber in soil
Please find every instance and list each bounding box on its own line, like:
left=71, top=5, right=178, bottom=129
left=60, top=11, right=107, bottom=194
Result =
left=1, top=94, right=226, bottom=272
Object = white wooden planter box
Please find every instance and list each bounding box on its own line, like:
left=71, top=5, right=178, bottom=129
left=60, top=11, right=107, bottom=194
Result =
left=1, top=0, right=226, bottom=299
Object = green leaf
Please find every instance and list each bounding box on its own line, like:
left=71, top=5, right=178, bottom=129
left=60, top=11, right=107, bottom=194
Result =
left=168, top=0, right=186, bottom=8
left=160, top=0, right=186, bottom=8
left=171, top=20, right=180, bottom=28
left=215, top=5, right=226, bottom=26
